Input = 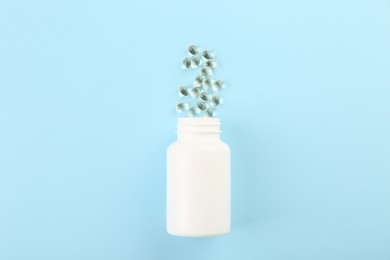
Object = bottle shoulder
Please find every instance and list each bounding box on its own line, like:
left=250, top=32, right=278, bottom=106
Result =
left=219, top=140, right=231, bottom=152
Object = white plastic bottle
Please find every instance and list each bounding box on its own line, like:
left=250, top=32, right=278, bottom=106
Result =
left=166, top=118, right=231, bottom=237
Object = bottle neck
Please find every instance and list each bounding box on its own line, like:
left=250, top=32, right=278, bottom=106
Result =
left=177, top=118, right=221, bottom=141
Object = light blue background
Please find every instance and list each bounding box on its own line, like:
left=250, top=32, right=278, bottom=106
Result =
left=1, top=0, right=389, bottom=259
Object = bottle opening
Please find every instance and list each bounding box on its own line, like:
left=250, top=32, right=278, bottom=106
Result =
left=178, top=117, right=220, bottom=125
left=177, top=118, right=221, bottom=138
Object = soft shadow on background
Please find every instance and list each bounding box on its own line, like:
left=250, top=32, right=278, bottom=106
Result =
left=226, top=123, right=270, bottom=226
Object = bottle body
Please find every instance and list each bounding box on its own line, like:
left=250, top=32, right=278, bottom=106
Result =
left=166, top=118, right=231, bottom=237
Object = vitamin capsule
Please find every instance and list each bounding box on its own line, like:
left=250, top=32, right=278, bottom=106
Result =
left=188, top=45, right=199, bottom=55
left=179, top=86, right=189, bottom=96
left=191, top=56, right=201, bottom=68
left=182, top=57, right=191, bottom=69
left=205, top=60, right=217, bottom=69
left=199, top=92, right=209, bottom=102
left=212, top=80, right=224, bottom=91
left=176, top=102, right=189, bottom=111
left=202, top=50, right=213, bottom=60
left=197, top=101, right=207, bottom=111
left=211, top=95, right=220, bottom=107
left=200, top=68, right=212, bottom=77
left=205, top=108, right=214, bottom=117
left=190, top=86, right=201, bottom=97
left=194, top=76, right=205, bottom=87
left=203, top=78, right=215, bottom=89
left=188, top=107, right=198, bottom=117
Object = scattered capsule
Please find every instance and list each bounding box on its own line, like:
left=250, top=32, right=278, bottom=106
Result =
left=194, top=76, right=205, bottom=87
left=178, top=46, right=222, bottom=118
left=205, top=60, right=217, bottom=69
left=202, top=50, right=213, bottom=60
left=176, top=102, right=189, bottom=112
left=188, top=107, right=199, bottom=117
left=182, top=57, right=191, bottom=69
left=179, top=86, right=189, bottom=96
left=212, top=80, right=224, bottom=91
left=197, top=101, right=207, bottom=111
left=203, top=78, right=215, bottom=89
left=199, top=92, right=209, bottom=102
left=211, top=95, right=220, bottom=107
left=190, top=86, right=201, bottom=97
left=191, top=56, right=201, bottom=68
left=200, top=68, right=212, bottom=77
left=188, top=45, right=199, bottom=55
left=205, top=108, right=214, bottom=117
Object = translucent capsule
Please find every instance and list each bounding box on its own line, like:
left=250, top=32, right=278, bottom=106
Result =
left=191, top=56, right=200, bottom=69
left=188, top=107, right=199, bottom=117
left=212, top=80, right=224, bottom=91
left=205, top=108, right=214, bottom=117
left=211, top=95, right=220, bottom=107
left=203, top=78, right=215, bottom=89
left=190, top=86, right=201, bottom=97
left=199, top=92, right=209, bottom=102
left=182, top=57, right=191, bottom=69
left=194, top=76, right=205, bottom=87
left=179, top=86, right=189, bottom=96
left=176, top=102, right=189, bottom=112
left=205, top=60, right=217, bottom=69
left=197, top=101, right=207, bottom=111
left=191, top=56, right=201, bottom=68
left=202, top=50, right=213, bottom=60
left=200, top=68, right=212, bottom=77
left=188, top=45, right=199, bottom=55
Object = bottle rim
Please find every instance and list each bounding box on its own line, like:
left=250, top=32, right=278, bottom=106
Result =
left=177, top=118, right=221, bottom=134
left=178, top=117, right=220, bottom=125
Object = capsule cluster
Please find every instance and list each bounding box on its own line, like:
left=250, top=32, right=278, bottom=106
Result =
left=176, top=45, right=225, bottom=117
